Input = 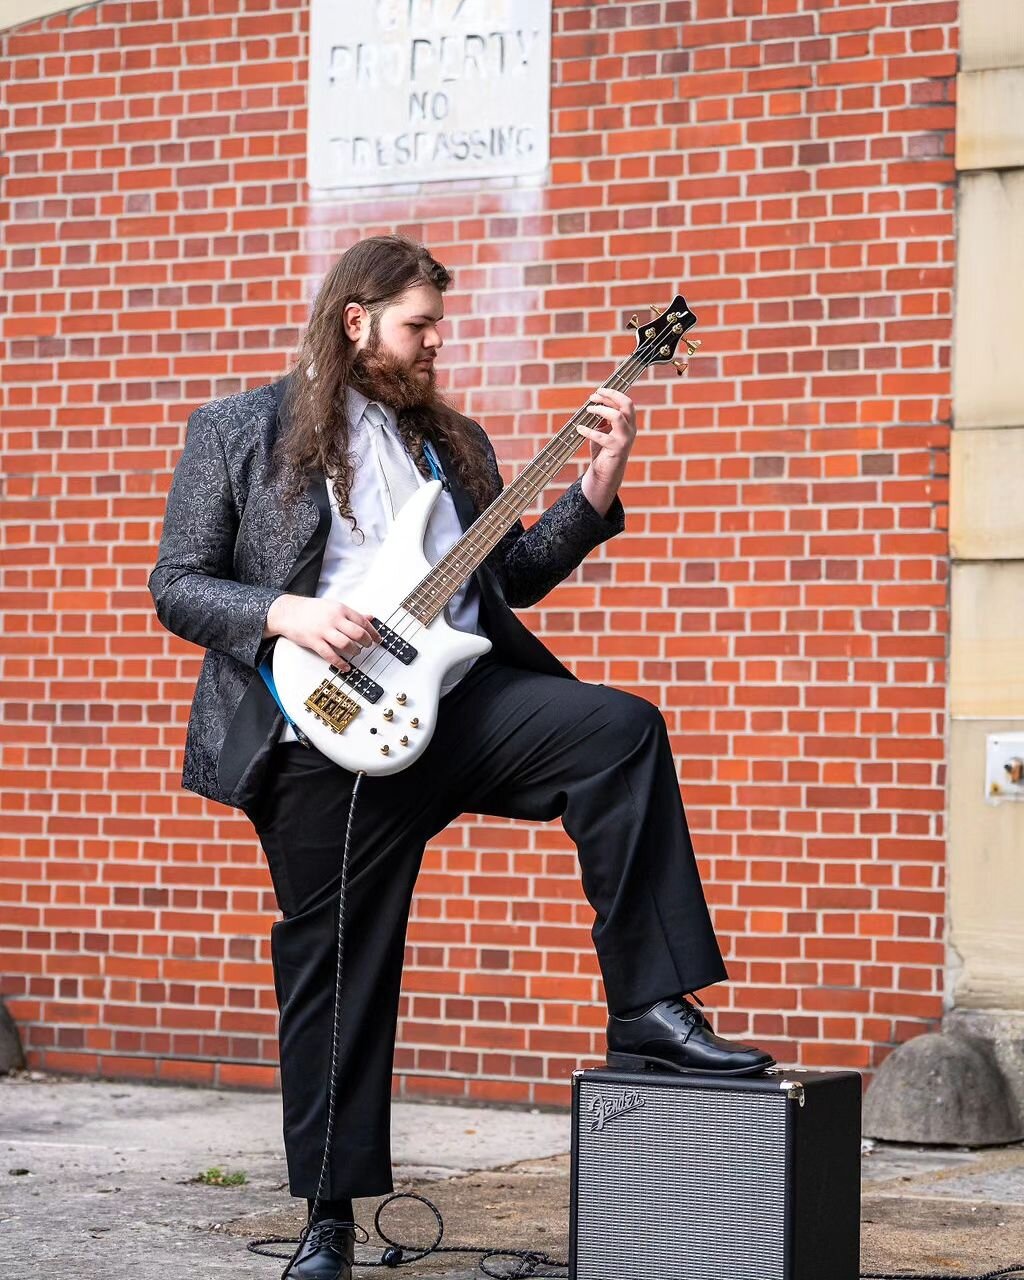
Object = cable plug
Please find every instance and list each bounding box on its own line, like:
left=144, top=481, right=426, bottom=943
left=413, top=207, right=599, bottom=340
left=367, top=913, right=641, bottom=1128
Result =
left=381, top=1245, right=403, bottom=1267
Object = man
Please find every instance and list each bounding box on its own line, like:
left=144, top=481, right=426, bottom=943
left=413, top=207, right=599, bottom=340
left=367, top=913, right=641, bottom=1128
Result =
left=149, top=235, right=774, bottom=1279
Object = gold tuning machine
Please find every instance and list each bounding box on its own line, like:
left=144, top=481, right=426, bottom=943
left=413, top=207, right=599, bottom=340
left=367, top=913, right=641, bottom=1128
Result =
left=626, top=313, right=640, bottom=330
left=673, top=337, right=701, bottom=373
left=649, top=303, right=663, bottom=317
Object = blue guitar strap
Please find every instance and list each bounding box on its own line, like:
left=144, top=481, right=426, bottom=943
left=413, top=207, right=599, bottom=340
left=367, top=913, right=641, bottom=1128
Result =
left=258, top=651, right=311, bottom=747
left=422, top=438, right=448, bottom=487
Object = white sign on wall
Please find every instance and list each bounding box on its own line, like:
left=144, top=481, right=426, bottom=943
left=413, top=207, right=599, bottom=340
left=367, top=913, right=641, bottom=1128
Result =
left=307, top=0, right=552, bottom=191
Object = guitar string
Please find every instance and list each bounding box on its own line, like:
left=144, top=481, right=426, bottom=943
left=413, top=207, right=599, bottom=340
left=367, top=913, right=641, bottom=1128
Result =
left=326, top=320, right=681, bottom=705
left=309, top=319, right=689, bottom=719
left=344, top=337, right=662, bottom=698
left=355, top=320, right=681, bottom=672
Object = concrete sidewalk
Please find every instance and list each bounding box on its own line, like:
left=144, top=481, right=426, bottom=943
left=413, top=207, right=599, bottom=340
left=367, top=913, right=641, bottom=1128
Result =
left=2, top=1072, right=1023, bottom=1279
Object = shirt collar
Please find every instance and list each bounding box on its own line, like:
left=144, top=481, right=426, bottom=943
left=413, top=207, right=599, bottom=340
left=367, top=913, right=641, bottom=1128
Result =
left=344, top=385, right=397, bottom=433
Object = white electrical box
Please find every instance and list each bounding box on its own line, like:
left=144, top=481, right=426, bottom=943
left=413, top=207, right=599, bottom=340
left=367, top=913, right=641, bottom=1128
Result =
left=985, top=733, right=1024, bottom=802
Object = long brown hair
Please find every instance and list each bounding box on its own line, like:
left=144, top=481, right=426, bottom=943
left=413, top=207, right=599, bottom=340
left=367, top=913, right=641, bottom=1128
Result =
left=274, top=235, right=494, bottom=530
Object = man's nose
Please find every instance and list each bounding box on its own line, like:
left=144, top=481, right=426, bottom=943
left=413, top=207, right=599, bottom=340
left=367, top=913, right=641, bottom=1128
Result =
left=426, top=326, right=443, bottom=352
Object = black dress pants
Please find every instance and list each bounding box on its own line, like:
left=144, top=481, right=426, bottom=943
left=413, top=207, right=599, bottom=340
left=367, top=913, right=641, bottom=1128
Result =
left=244, top=655, right=727, bottom=1198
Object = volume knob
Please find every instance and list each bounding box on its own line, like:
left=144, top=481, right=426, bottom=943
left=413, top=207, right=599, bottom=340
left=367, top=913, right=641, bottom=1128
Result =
left=383, top=708, right=394, bottom=720
left=409, top=718, right=419, bottom=727
left=396, top=692, right=407, bottom=704
left=380, top=744, right=390, bottom=755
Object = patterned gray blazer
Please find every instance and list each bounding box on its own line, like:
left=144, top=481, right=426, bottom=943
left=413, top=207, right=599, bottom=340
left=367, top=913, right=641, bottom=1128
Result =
left=148, top=374, right=626, bottom=812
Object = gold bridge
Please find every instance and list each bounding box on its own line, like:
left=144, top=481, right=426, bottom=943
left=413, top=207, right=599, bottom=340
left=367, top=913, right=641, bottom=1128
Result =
left=304, top=679, right=360, bottom=734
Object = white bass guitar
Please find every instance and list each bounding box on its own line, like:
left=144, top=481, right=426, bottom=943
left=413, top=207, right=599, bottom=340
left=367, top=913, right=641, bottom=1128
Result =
left=271, top=297, right=698, bottom=774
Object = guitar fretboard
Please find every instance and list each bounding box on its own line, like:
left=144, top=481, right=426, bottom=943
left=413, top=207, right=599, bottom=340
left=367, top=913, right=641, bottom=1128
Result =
left=402, top=357, right=648, bottom=626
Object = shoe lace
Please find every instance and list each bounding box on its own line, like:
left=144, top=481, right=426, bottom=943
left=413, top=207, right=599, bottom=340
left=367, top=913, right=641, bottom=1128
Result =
left=666, top=992, right=708, bottom=1027
left=306, top=1219, right=358, bottom=1253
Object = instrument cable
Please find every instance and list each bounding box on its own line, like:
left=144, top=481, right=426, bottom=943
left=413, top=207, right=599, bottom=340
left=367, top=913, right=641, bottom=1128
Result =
left=244, top=771, right=1024, bottom=1280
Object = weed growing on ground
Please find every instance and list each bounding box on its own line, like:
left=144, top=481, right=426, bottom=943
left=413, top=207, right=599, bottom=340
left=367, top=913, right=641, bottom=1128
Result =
left=191, top=1166, right=247, bottom=1187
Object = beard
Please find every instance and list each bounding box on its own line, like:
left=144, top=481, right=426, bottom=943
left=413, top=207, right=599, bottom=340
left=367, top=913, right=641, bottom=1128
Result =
left=347, top=332, right=439, bottom=411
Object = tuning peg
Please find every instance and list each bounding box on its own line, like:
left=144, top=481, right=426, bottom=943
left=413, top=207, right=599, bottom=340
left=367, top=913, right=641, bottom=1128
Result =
left=685, top=338, right=701, bottom=357
left=649, top=304, right=663, bottom=317
left=626, top=313, right=640, bottom=330
left=672, top=358, right=689, bottom=375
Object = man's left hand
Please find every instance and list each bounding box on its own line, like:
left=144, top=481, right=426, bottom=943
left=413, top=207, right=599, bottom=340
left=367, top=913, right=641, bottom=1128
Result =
left=577, top=387, right=637, bottom=518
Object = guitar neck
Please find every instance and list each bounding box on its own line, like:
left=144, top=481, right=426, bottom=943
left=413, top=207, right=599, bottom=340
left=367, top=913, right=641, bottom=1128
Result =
left=401, top=354, right=649, bottom=627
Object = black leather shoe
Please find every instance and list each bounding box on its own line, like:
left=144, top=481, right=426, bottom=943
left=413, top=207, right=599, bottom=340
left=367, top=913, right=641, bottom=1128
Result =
left=285, top=1218, right=356, bottom=1280
left=607, top=995, right=776, bottom=1076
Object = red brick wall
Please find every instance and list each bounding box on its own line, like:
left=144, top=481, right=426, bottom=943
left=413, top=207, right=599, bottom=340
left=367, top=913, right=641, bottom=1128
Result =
left=0, top=0, right=957, bottom=1104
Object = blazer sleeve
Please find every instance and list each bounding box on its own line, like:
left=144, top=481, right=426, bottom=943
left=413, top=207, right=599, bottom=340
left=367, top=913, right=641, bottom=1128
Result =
left=475, top=424, right=626, bottom=609
left=148, top=405, right=283, bottom=668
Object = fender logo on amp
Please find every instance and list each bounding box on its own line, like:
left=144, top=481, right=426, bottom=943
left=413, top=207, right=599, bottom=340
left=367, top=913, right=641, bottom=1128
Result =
left=589, top=1088, right=646, bottom=1132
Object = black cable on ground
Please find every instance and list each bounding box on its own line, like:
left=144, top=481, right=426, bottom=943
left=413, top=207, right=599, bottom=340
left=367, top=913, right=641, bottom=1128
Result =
left=249, top=1188, right=567, bottom=1277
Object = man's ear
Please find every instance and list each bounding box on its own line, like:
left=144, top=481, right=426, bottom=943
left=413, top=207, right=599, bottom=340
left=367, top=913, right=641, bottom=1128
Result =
left=342, top=301, right=368, bottom=344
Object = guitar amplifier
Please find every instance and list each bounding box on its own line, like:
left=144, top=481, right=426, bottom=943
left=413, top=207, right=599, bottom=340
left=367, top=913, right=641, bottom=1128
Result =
left=569, top=1066, right=861, bottom=1280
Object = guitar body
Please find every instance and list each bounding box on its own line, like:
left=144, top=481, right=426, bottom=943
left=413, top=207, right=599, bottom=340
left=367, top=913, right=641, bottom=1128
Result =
left=272, top=479, right=493, bottom=776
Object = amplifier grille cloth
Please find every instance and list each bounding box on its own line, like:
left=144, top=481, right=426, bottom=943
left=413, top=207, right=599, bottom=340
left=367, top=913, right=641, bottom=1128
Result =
left=575, top=1080, right=788, bottom=1280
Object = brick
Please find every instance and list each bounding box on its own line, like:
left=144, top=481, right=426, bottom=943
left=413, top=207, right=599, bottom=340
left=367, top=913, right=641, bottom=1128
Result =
left=0, top=0, right=957, bottom=1103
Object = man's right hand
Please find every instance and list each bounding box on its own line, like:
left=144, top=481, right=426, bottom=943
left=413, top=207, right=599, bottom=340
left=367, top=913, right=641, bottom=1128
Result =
left=264, top=595, right=382, bottom=669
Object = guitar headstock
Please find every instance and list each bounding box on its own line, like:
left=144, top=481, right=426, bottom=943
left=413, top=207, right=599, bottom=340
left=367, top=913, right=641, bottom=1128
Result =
left=626, top=295, right=700, bottom=374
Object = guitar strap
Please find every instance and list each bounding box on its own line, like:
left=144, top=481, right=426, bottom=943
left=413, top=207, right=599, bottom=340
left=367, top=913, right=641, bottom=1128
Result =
left=422, top=437, right=448, bottom=488
left=257, top=653, right=311, bottom=747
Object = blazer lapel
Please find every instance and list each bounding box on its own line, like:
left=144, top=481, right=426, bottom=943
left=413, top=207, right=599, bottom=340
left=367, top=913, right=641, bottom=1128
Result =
left=270, top=373, right=331, bottom=593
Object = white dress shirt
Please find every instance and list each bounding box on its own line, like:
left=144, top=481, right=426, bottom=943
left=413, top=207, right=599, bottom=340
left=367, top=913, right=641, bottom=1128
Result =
left=278, top=387, right=486, bottom=743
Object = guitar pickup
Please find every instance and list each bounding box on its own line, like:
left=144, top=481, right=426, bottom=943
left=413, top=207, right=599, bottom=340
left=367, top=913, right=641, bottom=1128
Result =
left=328, top=663, right=384, bottom=704
left=305, top=680, right=360, bottom=735
left=369, top=617, right=417, bottom=666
